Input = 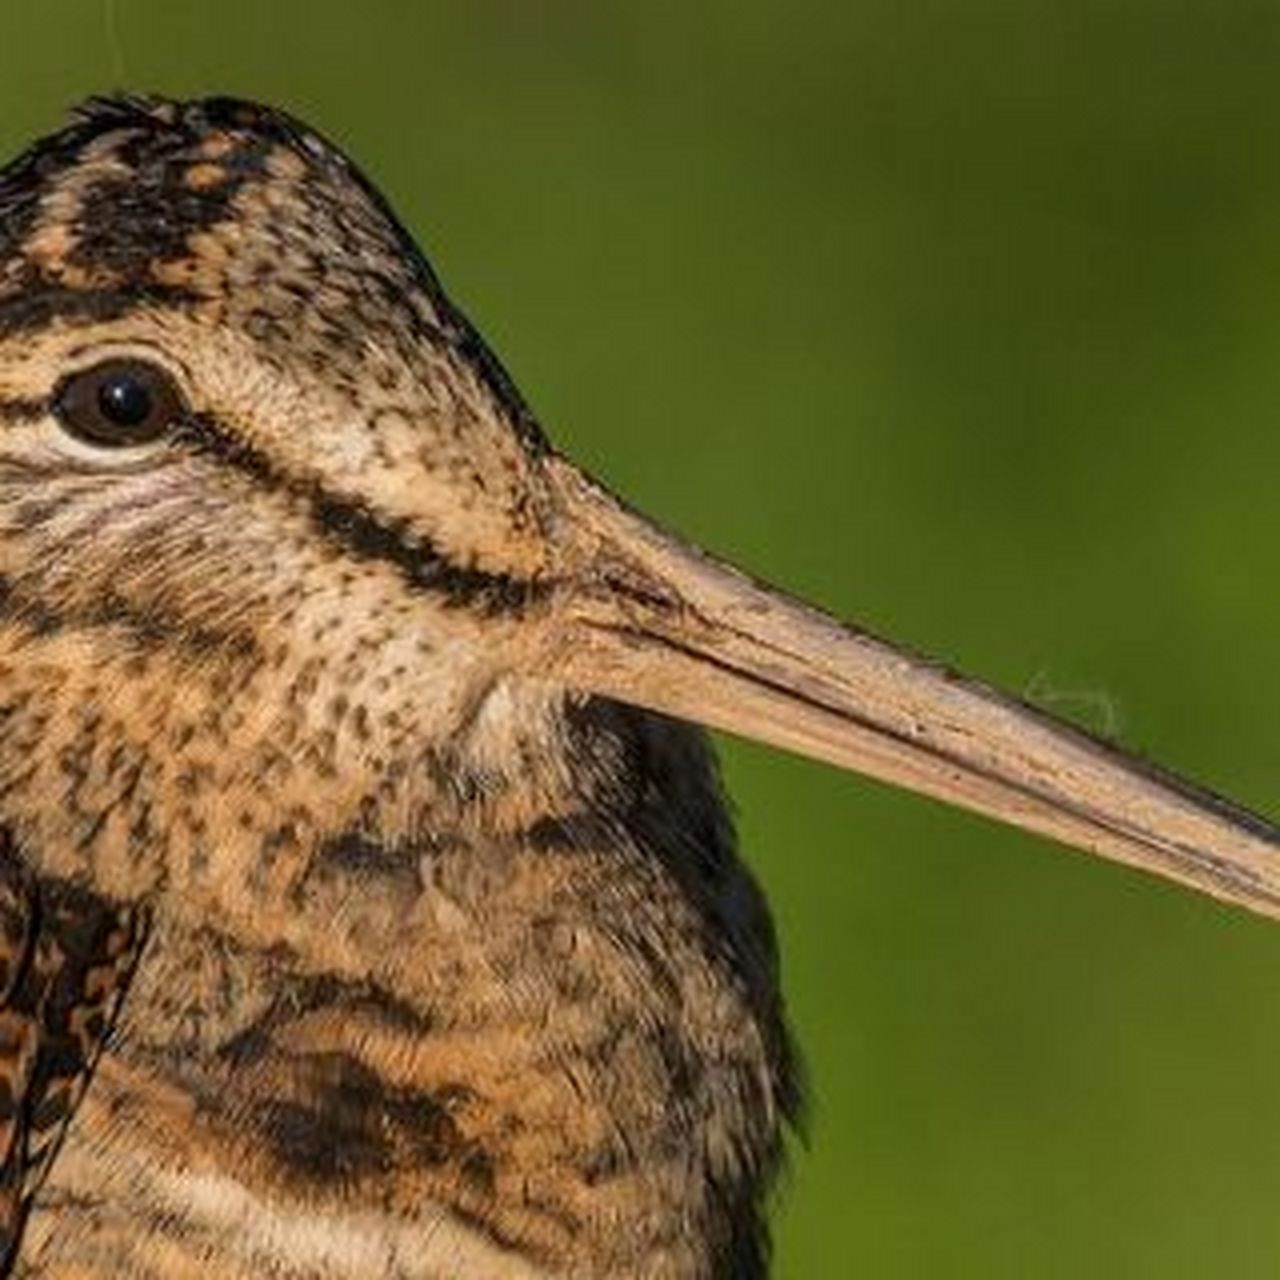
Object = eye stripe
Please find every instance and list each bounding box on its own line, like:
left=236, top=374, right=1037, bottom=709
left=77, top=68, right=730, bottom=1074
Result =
left=173, top=412, right=549, bottom=615
left=0, top=399, right=45, bottom=425
left=0, top=283, right=200, bottom=344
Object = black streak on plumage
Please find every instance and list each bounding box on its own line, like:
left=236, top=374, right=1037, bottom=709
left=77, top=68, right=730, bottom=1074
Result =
left=175, top=412, right=545, bottom=613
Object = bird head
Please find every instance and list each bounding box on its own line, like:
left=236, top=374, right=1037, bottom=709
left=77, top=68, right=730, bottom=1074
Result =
left=0, top=98, right=586, bottom=903
left=0, top=94, right=1275, bottom=929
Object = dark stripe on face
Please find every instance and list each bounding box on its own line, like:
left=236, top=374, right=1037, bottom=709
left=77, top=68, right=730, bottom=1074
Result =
left=0, top=397, right=45, bottom=424
left=0, top=280, right=200, bottom=343
left=175, top=413, right=546, bottom=613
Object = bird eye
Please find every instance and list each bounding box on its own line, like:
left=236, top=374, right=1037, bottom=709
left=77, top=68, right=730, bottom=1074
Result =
left=53, top=359, right=184, bottom=447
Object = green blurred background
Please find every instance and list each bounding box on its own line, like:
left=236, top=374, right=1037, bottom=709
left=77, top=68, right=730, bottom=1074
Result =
left=3, top=2, right=1279, bottom=1275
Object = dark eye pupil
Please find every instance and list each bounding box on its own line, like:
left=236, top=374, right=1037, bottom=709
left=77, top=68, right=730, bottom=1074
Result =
left=53, top=358, right=183, bottom=447
left=97, top=375, right=153, bottom=428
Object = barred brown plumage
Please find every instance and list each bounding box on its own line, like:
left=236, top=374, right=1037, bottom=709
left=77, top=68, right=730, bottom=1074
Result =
left=0, top=831, right=144, bottom=1272
left=0, top=94, right=1275, bottom=1278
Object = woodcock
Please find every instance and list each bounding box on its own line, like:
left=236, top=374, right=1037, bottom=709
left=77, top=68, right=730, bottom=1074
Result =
left=0, top=95, right=1275, bottom=1279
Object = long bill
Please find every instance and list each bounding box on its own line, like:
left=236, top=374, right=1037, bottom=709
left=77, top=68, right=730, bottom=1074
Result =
left=546, top=459, right=1280, bottom=920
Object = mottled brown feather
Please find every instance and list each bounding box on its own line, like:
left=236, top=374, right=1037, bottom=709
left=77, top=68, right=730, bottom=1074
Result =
left=0, top=831, right=144, bottom=1271
left=0, top=95, right=796, bottom=1278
